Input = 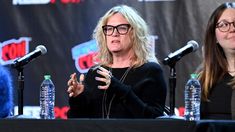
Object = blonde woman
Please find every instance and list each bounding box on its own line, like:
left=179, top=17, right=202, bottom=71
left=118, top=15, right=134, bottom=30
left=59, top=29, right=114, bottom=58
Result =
left=67, top=5, right=167, bottom=119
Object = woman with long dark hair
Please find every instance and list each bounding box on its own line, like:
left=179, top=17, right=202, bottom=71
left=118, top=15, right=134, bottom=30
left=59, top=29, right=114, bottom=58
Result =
left=199, top=2, right=235, bottom=120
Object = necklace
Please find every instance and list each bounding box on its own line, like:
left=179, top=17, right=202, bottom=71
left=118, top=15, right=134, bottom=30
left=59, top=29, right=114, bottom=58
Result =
left=102, top=67, right=132, bottom=119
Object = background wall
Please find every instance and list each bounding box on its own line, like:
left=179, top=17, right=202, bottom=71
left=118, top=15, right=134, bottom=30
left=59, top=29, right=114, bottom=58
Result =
left=0, top=0, right=227, bottom=118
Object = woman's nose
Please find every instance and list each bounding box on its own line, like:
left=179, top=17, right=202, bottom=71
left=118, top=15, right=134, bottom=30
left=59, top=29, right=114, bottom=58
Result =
left=112, top=28, right=120, bottom=36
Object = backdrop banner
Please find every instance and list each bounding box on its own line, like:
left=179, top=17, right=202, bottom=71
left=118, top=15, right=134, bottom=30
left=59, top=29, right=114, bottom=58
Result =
left=0, top=0, right=225, bottom=118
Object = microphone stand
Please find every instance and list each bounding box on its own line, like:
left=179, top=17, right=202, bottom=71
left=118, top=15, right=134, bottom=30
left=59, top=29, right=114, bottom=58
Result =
left=169, top=63, right=176, bottom=116
left=16, top=66, right=24, bottom=115
left=158, top=62, right=184, bottom=120
left=10, top=65, right=37, bottom=119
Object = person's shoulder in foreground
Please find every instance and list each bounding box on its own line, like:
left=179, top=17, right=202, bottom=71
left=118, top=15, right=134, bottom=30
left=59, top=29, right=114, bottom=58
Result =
left=0, top=66, right=13, bottom=118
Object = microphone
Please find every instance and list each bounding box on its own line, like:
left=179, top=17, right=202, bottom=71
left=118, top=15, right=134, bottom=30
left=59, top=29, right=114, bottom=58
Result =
left=12, top=45, right=47, bottom=68
left=163, top=40, right=199, bottom=65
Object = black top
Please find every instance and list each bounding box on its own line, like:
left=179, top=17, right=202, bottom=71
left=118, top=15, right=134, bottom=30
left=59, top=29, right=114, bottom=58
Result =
left=67, top=62, right=167, bottom=119
left=201, top=73, right=233, bottom=120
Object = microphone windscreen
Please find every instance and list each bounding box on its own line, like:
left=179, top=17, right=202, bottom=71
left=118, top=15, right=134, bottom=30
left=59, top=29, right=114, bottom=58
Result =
left=187, top=40, right=199, bottom=52
left=36, top=45, right=47, bottom=55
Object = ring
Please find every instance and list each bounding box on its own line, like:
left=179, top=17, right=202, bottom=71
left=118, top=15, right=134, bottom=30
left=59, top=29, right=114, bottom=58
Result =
left=108, top=71, right=113, bottom=77
left=106, top=79, right=111, bottom=86
left=106, top=72, right=112, bottom=80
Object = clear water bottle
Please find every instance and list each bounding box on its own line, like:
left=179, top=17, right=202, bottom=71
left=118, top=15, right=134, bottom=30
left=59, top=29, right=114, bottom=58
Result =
left=40, top=75, right=55, bottom=119
left=184, top=73, right=201, bottom=121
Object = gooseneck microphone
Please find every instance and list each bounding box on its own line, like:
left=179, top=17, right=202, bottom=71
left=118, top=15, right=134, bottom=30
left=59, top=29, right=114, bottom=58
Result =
left=163, top=40, right=199, bottom=65
left=12, top=45, right=47, bottom=68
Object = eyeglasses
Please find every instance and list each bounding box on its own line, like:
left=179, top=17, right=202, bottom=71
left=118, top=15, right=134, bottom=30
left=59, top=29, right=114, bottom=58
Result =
left=216, top=20, right=235, bottom=32
left=102, top=24, right=131, bottom=36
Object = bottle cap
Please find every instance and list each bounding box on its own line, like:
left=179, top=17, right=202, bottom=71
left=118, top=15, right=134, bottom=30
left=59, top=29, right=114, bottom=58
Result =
left=44, top=75, right=51, bottom=80
left=190, top=73, right=199, bottom=79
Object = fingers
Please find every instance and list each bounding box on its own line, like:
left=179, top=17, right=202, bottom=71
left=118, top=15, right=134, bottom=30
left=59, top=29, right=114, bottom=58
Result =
left=69, top=92, right=74, bottom=97
left=97, top=78, right=111, bottom=90
left=67, top=73, right=84, bottom=97
left=71, top=73, right=78, bottom=85
left=67, top=86, right=74, bottom=97
left=79, top=74, right=85, bottom=84
left=96, top=66, right=112, bottom=89
left=67, top=73, right=77, bottom=86
left=97, top=67, right=112, bottom=79
left=68, top=66, right=112, bottom=96
left=70, top=72, right=76, bottom=78
left=67, top=85, right=74, bottom=97
left=98, top=66, right=109, bottom=72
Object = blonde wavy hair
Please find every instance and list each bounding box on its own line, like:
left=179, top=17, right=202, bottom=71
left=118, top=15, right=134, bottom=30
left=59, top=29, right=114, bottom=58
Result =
left=93, top=5, right=158, bottom=68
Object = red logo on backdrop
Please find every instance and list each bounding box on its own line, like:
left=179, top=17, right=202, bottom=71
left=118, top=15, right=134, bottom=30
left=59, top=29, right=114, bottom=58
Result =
left=71, top=39, right=99, bottom=73
left=0, top=37, right=31, bottom=65
left=78, top=52, right=98, bottom=70
left=54, top=106, right=69, bottom=119
left=178, top=106, right=185, bottom=117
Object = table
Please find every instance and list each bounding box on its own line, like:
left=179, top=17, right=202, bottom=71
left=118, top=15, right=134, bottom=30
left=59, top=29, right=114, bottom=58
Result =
left=0, top=118, right=234, bottom=132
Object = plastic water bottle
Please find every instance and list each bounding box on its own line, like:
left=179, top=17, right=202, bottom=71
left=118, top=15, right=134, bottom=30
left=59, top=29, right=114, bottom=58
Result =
left=184, top=73, right=201, bottom=121
left=40, top=75, right=55, bottom=119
